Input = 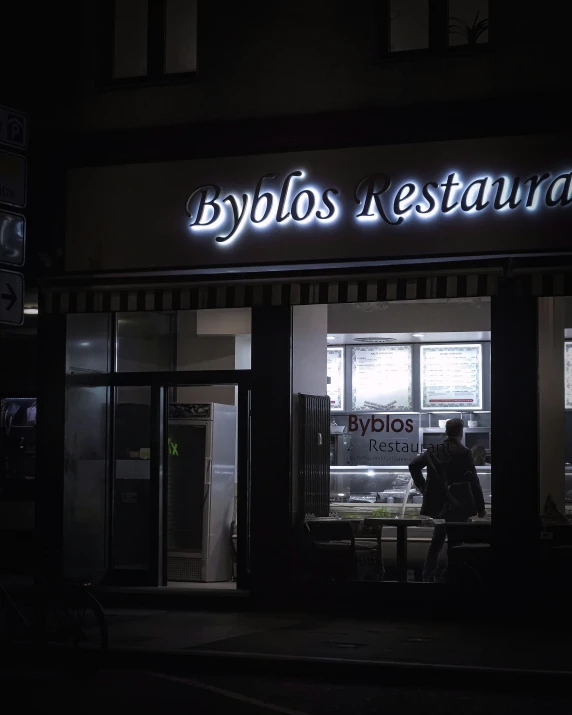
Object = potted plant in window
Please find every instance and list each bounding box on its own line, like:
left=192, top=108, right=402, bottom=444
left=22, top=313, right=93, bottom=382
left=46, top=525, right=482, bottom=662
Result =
left=449, top=10, right=489, bottom=46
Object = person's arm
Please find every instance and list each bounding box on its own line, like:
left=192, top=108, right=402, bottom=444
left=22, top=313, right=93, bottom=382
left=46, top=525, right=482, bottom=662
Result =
left=466, top=457, right=486, bottom=517
left=408, top=452, right=428, bottom=494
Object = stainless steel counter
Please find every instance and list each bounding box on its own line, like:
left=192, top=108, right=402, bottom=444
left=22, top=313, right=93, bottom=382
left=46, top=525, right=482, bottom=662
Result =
left=330, top=465, right=491, bottom=518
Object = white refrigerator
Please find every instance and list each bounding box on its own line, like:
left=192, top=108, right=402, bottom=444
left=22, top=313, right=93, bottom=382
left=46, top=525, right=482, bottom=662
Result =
left=166, top=403, right=237, bottom=582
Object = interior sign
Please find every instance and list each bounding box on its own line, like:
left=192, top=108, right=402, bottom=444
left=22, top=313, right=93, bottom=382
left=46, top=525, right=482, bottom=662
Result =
left=185, top=168, right=572, bottom=245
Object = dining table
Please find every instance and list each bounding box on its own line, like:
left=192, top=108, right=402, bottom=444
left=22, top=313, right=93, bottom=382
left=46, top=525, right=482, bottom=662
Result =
left=363, top=517, right=426, bottom=582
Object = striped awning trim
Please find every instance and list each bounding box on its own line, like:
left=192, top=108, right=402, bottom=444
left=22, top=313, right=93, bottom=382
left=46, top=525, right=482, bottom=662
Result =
left=510, top=269, right=572, bottom=298
left=40, top=272, right=501, bottom=314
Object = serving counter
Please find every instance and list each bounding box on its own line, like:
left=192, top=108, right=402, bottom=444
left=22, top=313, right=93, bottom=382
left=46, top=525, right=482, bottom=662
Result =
left=329, top=465, right=492, bottom=520
left=327, top=465, right=492, bottom=577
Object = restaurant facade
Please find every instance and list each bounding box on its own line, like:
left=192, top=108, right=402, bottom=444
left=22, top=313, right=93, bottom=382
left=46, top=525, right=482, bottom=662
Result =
left=34, top=123, right=572, bottom=598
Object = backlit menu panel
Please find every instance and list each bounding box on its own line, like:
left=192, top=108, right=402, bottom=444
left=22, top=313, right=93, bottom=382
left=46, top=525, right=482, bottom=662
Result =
left=421, top=344, right=482, bottom=410
left=565, top=341, right=572, bottom=409
left=351, top=345, right=413, bottom=411
left=327, top=347, right=344, bottom=410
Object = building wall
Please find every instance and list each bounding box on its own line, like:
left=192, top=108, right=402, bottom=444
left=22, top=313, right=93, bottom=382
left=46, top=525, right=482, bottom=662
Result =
left=71, top=1, right=567, bottom=132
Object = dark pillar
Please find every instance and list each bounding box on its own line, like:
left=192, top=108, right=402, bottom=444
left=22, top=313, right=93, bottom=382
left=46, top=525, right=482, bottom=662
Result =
left=35, top=309, right=67, bottom=580
left=490, top=290, right=539, bottom=602
left=250, top=306, right=292, bottom=597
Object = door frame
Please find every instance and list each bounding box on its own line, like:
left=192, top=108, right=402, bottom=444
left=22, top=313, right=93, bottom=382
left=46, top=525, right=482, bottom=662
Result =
left=65, top=370, right=252, bottom=588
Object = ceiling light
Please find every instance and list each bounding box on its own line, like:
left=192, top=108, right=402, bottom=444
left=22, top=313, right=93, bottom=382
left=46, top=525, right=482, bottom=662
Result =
left=353, top=337, right=396, bottom=343
left=327, top=335, right=336, bottom=340
left=24, top=308, right=38, bottom=315
left=412, top=333, right=425, bottom=338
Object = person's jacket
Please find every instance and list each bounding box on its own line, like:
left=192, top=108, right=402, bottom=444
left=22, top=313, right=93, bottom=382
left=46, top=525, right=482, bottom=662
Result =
left=408, top=437, right=485, bottom=518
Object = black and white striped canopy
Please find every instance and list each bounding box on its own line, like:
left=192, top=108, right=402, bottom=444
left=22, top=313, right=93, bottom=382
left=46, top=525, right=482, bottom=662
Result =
left=39, top=266, right=572, bottom=315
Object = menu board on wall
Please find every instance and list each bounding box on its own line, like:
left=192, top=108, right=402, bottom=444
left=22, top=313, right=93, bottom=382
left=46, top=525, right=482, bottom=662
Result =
left=421, top=344, right=482, bottom=410
left=351, top=345, right=413, bottom=411
left=327, top=347, right=344, bottom=410
left=565, top=342, right=572, bottom=409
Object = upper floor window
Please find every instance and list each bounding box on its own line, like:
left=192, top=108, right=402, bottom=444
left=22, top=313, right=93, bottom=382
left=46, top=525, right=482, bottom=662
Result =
left=378, top=0, right=489, bottom=57
left=100, top=0, right=197, bottom=85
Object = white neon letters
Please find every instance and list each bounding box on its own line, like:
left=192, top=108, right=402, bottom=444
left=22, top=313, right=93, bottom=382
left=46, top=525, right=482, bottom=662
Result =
left=186, top=168, right=572, bottom=245
left=186, top=171, right=340, bottom=244
left=354, top=171, right=572, bottom=224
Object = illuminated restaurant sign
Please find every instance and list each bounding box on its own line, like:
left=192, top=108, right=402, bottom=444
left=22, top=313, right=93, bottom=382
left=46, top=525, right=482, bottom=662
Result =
left=186, top=168, right=572, bottom=245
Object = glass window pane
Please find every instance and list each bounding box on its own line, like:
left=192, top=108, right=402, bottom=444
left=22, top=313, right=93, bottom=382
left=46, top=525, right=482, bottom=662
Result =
left=566, top=340, right=572, bottom=410
left=176, top=309, right=251, bottom=371
left=116, top=312, right=175, bottom=372
left=66, top=314, right=110, bottom=374
left=449, top=0, right=489, bottom=46
left=165, top=0, right=198, bottom=74
left=63, top=387, right=108, bottom=581
left=390, top=0, right=429, bottom=52
left=113, top=0, right=149, bottom=79
left=113, top=386, right=151, bottom=570
left=1, top=397, right=36, bottom=481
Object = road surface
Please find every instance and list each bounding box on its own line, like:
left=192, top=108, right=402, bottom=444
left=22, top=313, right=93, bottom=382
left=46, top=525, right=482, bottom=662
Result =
left=2, top=668, right=570, bottom=714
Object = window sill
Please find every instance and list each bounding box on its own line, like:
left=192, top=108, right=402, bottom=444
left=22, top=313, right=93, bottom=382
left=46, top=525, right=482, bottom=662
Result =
left=373, top=43, right=492, bottom=64
left=95, top=71, right=198, bottom=93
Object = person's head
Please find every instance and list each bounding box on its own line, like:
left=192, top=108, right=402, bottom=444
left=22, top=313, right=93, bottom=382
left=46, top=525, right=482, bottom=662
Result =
left=445, top=418, right=464, bottom=440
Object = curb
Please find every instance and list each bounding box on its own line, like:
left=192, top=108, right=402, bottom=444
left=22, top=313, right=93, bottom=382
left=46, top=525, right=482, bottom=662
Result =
left=8, top=645, right=572, bottom=691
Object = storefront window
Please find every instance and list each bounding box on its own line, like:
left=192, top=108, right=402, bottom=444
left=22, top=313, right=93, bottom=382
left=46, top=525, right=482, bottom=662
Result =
left=63, top=386, right=109, bottom=581
left=66, top=314, right=111, bottom=374
left=115, top=309, right=251, bottom=372
left=0, top=396, right=36, bottom=480
left=116, top=312, right=175, bottom=372
left=299, top=298, right=492, bottom=582
left=176, top=309, right=251, bottom=371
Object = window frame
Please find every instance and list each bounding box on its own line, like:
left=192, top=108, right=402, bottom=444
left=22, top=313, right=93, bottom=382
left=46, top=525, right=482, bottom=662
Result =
left=375, top=0, right=493, bottom=61
left=96, top=0, right=198, bottom=88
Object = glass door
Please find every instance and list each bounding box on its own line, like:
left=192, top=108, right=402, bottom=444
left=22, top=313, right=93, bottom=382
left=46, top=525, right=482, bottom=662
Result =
left=163, top=385, right=250, bottom=589
left=109, top=385, right=164, bottom=585
left=105, top=379, right=251, bottom=588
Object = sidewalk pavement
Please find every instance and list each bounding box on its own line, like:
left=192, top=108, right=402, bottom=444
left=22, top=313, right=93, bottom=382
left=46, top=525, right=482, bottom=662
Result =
left=96, top=608, right=572, bottom=680
left=4, top=572, right=570, bottom=683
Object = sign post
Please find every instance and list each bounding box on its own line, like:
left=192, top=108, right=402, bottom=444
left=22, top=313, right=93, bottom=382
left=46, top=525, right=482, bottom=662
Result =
left=0, top=104, right=27, bottom=325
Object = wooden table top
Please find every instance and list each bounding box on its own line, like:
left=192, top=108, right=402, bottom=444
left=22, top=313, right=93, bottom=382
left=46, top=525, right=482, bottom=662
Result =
left=363, top=518, right=425, bottom=527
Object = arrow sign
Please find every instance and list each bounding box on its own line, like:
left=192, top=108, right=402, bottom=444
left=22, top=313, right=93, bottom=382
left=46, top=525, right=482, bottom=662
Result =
left=2, top=281, right=16, bottom=310
left=0, top=269, right=24, bottom=325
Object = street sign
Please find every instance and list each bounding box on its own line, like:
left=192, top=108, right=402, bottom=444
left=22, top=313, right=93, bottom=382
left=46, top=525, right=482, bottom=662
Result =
left=0, top=269, right=24, bottom=325
left=0, top=150, right=26, bottom=208
left=0, top=210, right=25, bottom=267
left=0, top=105, right=28, bottom=150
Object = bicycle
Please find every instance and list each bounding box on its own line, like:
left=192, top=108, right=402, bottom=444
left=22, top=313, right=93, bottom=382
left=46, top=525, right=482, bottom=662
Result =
left=0, top=556, right=108, bottom=653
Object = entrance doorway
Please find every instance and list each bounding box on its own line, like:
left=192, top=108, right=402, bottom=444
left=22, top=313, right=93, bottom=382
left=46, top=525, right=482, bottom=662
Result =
left=164, top=388, right=244, bottom=587
left=64, top=374, right=251, bottom=591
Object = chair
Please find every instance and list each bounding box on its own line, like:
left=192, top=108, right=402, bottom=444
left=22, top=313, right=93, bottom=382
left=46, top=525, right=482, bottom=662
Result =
left=305, top=520, right=380, bottom=582
left=539, top=523, right=572, bottom=587
left=446, top=522, right=491, bottom=588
